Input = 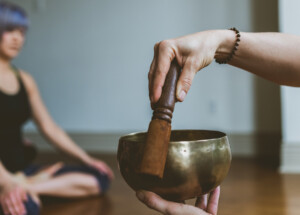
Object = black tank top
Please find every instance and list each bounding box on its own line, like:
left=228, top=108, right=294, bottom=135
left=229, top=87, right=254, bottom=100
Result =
left=0, top=67, right=31, bottom=172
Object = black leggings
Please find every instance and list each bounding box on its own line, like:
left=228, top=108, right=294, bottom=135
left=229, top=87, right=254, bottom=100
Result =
left=24, top=164, right=111, bottom=193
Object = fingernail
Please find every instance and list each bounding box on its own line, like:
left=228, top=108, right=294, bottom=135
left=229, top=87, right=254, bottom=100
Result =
left=136, top=191, right=145, bottom=201
left=178, top=90, right=186, bottom=101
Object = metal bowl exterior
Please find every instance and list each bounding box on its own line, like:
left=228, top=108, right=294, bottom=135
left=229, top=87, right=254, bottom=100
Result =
left=117, top=130, right=231, bottom=201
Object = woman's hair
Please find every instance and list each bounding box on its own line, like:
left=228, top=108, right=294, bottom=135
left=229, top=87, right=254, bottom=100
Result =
left=0, top=1, right=29, bottom=38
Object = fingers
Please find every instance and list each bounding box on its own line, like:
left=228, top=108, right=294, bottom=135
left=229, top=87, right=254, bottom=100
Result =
left=9, top=192, right=21, bottom=215
left=149, top=40, right=176, bottom=104
left=102, top=163, right=114, bottom=180
left=1, top=199, right=10, bottom=215
left=149, top=31, right=219, bottom=104
left=100, top=163, right=112, bottom=179
left=1, top=189, right=26, bottom=215
left=91, top=160, right=115, bottom=180
left=207, top=186, right=220, bottom=215
left=195, top=187, right=220, bottom=215
left=12, top=188, right=26, bottom=215
left=13, top=189, right=25, bottom=213
left=176, top=58, right=198, bottom=102
left=195, top=194, right=208, bottom=210
left=109, top=169, right=115, bottom=180
left=137, top=190, right=219, bottom=215
left=95, top=164, right=106, bottom=175
left=136, top=190, right=178, bottom=214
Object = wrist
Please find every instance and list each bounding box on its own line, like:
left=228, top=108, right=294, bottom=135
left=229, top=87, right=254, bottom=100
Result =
left=214, top=29, right=237, bottom=60
left=0, top=172, right=12, bottom=188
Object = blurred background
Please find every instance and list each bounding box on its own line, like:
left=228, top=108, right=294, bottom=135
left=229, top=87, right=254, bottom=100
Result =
left=4, top=0, right=300, bottom=214
left=9, top=0, right=283, bottom=159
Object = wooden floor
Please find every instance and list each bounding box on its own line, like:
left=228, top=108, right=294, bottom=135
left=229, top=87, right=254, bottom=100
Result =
left=35, top=153, right=300, bottom=215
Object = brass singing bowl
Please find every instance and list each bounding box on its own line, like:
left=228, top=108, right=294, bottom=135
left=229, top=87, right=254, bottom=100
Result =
left=117, top=130, right=231, bottom=201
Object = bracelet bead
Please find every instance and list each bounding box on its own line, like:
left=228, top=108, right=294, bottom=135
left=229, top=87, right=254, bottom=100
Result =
left=216, top=27, right=240, bottom=64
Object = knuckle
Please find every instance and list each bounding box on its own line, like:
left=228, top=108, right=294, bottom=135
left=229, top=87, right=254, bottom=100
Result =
left=156, top=67, right=165, bottom=75
left=156, top=66, right=168, bottom=77
left=181, top=77, right=192, bottom=90
left=159, top=40, right=172, bottom=51
left=153, top=81, right=163, bottom=90
left=165, top=207, right=174, bottom=215
left=143, top=196, right=156, bottom=209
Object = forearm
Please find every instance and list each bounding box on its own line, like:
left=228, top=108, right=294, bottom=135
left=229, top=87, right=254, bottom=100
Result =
left=22, top=72, right=92, bottom=164
left=42, top=125, right=91, bottom=163
left=216, top=31, right=300, bottom=86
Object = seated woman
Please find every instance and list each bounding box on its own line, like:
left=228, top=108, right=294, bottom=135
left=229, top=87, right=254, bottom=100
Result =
left=0, top=2, right=113, bottom=215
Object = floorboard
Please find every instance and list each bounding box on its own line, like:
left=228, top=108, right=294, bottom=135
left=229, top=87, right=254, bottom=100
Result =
left=34, top=153, right=300, bottom=215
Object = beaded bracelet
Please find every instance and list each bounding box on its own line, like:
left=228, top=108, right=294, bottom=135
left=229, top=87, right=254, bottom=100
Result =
left=215, top=27, right=240, bottom=64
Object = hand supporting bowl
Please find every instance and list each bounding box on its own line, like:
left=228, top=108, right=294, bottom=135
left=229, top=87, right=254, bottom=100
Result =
left=117, top=130, right=231, bottom=201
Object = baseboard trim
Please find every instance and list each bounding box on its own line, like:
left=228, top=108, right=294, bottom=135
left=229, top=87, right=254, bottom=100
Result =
left=280, top=142, right=300, bottom=173
left=24, top=132, right=124, bottom=153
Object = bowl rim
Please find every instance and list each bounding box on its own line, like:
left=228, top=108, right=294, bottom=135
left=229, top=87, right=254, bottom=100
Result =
left=119, top=129, right=227, bottom=144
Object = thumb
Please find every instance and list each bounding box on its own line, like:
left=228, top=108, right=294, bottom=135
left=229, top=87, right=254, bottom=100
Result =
left=176, top=60, right=198, bottom=102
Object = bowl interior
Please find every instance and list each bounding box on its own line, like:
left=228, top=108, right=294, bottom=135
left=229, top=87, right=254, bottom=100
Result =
left=120, top=130, right=226, bottom=143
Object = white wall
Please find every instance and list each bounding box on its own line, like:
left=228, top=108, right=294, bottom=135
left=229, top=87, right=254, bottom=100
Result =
left=278, top=0, right=300, bottom=173
left=279, top=0, right=300, bottom=143
left=8, top=0, right=280, bottom=134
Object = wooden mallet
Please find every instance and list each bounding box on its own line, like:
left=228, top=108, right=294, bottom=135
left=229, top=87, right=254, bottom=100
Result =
left=138, top=59, right=181, bottom=178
